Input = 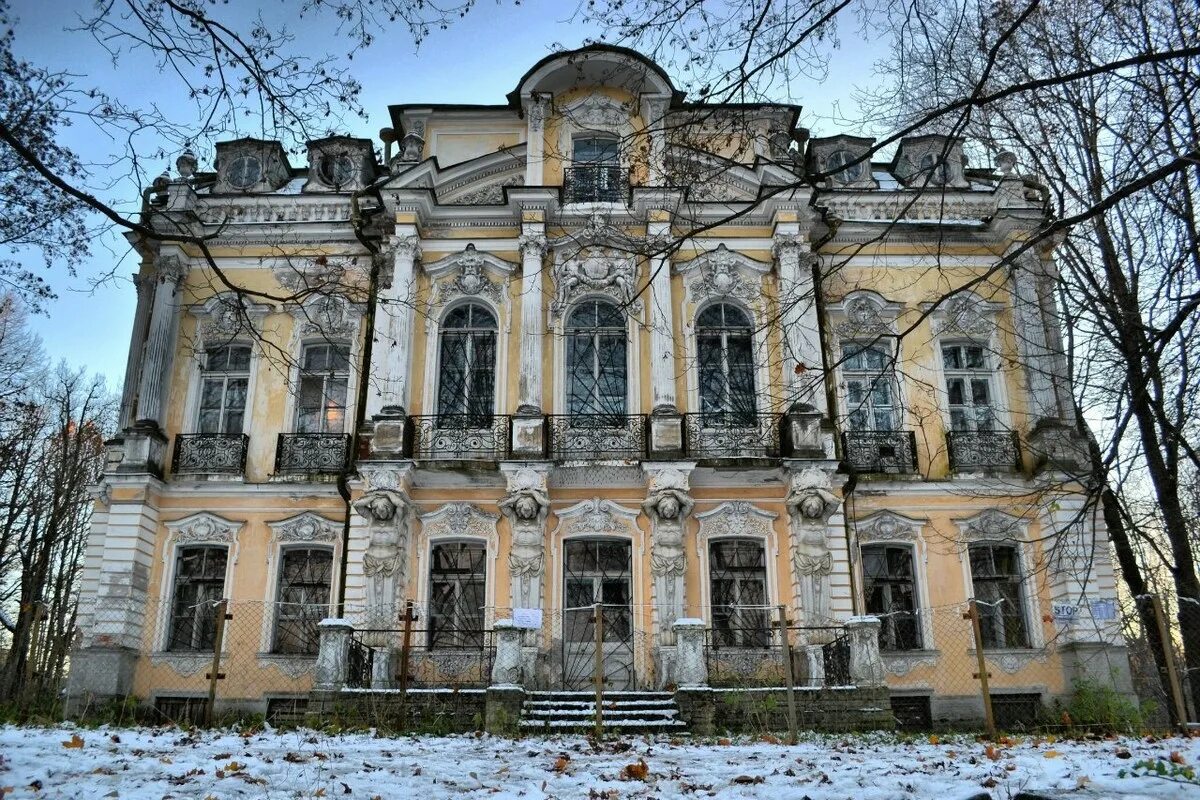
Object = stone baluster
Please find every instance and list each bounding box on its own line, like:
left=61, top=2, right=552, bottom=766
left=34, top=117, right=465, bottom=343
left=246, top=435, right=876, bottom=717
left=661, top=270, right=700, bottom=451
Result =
left=134, top=253, right=187, bottom=428
left=315, top=618, right=353, bottom=690
left=672, top=619, right=708, bottom=687
left=366, top=232, right=420, bottom=419
left=846, top=616, right=886, bottom=688
left=490, top=620, right=524, bottom=687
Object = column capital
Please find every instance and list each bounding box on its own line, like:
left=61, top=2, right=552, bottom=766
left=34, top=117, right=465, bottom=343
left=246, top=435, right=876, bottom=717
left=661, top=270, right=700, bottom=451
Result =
left=517, top=232, right=548, bottom=258
left=388, top=234, right=422, bottom=261
left=154, top=254, right=188, bottom=285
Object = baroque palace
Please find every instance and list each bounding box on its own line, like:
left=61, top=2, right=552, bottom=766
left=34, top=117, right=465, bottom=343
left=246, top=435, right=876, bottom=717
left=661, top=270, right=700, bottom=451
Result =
left=68, top=45, right=1132, bottom=731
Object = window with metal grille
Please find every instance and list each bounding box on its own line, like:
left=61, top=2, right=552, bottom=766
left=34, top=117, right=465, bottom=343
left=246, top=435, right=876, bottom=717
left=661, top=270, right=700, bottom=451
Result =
left=273, top=547, right=333, bottom=655
left=436, top=304, right=497, bottom=423
left=198, top=344, right=251, bottom=433
left=428, top=541, right=487, bottom=648
left=168, top=546, right=228, bottom=651
left=296, top=343, right=350, bottom=433
left=861, top=543, right=923, bottom=650
left=697, top=303, right=757, bottom=426
left=566, top=299, right=627, bottom=418
left=709, top=539, right=770, bottom=647
left=969, top=543, right=1030, bottom=648
left=942, top=343, right=997, bottom=432
left=563, top=538, right=632, bottom=643
left=842, top=342, right=898, bottom=431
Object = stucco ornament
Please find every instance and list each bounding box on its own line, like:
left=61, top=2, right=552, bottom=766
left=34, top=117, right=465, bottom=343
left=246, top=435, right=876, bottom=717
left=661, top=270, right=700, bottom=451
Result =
left=498, top=467, right=551, bottom=610
left=643, top=467, right=695, bottom=646
left=786, top=467, right=842, bottom=625
left=353, top=488, right=412, bottom=626
left=552, top=249, right=636, bottom=316
left=835, top=296, right=890, bottom=338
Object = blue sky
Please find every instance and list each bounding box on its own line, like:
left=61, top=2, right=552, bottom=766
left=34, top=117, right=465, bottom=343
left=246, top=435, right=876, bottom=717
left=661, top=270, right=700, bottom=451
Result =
left=8, top=0, right=877, bottom=387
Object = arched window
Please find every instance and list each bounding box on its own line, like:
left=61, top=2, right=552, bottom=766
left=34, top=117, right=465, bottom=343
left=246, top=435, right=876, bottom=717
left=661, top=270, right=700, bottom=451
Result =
left=436, top=303, right=497, bottom=424
left=566, top=299, right=627, bottom=419
left=697, top=303, right=757, bottom=426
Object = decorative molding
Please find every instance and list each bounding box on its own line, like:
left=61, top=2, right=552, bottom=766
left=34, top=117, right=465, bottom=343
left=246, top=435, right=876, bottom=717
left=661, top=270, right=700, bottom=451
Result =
left=553, top=497, right=641, bottom=539
left=882, top=650, right=939, bottom=677
left=419, top=501, right=499, bottom=542
left=424, top=243, right=515, bottom=306
left=164, top=511, right=242, bottom=544
left=444, top=174, right=523, bottom=206
left=855, top=510, right=925, bottom=543
left=189, top=293, right=272, bottom=348
left=695, top=501, right=777, bottom=540
left=675, top=244, right=770, bottom=308
left=559, top=94, right=629, bottom=131
left=827, top=291, right=902, bottom=340
left=551, top=248, right=639, bottom=316
left=927, top=293, right=1003, bottom=339
left=981, top=648, right=1049, bottom=674
left=256, top=653, right=317, bottom=678
left=150, top=651, right=221, bottom=677
left=956, top=508, right=1028, bottom=543
left=268, top=512, right=341, bottom=543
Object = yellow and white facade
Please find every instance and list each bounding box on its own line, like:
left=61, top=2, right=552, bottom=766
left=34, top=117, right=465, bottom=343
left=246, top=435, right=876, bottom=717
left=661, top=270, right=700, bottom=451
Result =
left=69, top=46, right=1131, bottom=727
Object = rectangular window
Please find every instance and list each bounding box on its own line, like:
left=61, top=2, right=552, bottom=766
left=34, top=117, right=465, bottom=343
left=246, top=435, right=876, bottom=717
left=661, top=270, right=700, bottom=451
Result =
left=942, top=343, right=996, bottom=432
left=198, top=344, right=251, bottom=434
left=273, top=547, right=333, bottom=655
left=861, top=544, right=923, bottom=650
left=969, top=543, right=1030, bottom=649
left=428, top=542, right=487, bottom=648
left=709, top=539, right=770, bottom=647
left=168, top=546, right=228, bottom=651
left=842, top=343, right=897, bottom=431
left=297, top=343, right=350, bottom=434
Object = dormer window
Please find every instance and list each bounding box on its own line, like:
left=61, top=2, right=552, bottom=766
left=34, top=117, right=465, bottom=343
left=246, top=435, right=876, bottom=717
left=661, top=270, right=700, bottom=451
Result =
left=227, top=155, right=262, bottom=189
left=317, top=153, right=356, bottom=188
left=827, top=149, right=864, bottom=184
left=566, top=136, right=626, bottom=203
left=918, top=152, right=949, bottom=185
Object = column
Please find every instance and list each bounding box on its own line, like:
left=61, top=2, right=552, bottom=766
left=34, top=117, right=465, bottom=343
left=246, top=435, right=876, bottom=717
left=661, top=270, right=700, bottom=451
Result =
left=524, top=94, right=550, bottom=186
left=1008, top=247, right=1060, bottom=422
left=772, top=227, right=827, bottom=415
left=366, top=231, right=420, bottom=419
left=134, top=252, right=187, bottom=428
left=516, top=221, right=548, bottom=413
left=647, top=216, right=677, bottom=412
left=117, top=272, right=154, bottom=431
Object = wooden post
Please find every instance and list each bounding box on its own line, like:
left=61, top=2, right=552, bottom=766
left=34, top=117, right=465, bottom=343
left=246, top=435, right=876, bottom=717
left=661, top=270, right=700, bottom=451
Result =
left=204, top=600, right=229, bottom=727
left=965, top=599, right=996, bottom=737
left=778, top=605, right=798, bottom=745
left=594, top=602, right=604, bottom=737
left=397, top=601, right=416, bottom=730
left=1149, top=594, right=1188, bottom=731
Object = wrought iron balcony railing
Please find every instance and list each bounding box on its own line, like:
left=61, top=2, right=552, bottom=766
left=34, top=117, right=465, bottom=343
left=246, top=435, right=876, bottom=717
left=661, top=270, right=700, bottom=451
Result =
left=547, top=414, right=646, bottom=461
left=275, top=433, right=350, bottom=475
left=407, top=414, right=511, bottom=461
left=947, top=430, right=1021, bottom=472
left=173, top=433, right=249, bottom=476
left=683, top=412, right=780, bottom=460
left=563, top=165, right=630, bottom=204
left=842, top=430, right=918, bottom=474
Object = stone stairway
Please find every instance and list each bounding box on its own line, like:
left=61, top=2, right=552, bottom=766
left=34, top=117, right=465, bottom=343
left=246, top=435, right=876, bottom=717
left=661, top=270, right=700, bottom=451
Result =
left=518, top=690, right=687, bottom=734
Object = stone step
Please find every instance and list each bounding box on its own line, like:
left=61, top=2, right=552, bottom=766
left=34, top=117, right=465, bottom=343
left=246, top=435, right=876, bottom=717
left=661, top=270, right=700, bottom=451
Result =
left=523, top=699, right=677, bottom=709
left=518, top=718, right=688, bottom=731
left=523, top=707, right=679, bottom=719
left=519, top=690, right=687, bottom=733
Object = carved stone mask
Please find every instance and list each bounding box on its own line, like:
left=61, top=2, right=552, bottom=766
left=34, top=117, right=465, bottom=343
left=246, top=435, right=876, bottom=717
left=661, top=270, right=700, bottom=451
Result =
left=657, top=495, right=680, bottom=520
left=799, top=493, right=827, bottom=520
left=514, top=495, right=540, bottom=521
left=368, top=495, right=396, bottom=521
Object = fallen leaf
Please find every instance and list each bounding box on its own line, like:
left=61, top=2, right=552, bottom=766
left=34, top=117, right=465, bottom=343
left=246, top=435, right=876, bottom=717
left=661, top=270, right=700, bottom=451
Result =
left=552, top=756, right=570, bottom=773
left=62, top=734, right=84, bottom=749
left=732, top=775, right=764, bottom=785
left=620, top=759, right=650, bottom=781
left=1171, top=751, right=1187, bottom=765
left=1043, top=750, right=1061, bottom=759
left=928, top=735, right=940, bottom=745
left=984, top=745, right=1000, bottom=761
left=981, top=777, right=998, bottom=788
left=717, top=738, right=732, bottom=746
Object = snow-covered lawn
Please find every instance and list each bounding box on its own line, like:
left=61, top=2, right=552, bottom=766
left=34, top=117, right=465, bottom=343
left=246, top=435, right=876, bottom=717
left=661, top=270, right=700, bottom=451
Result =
left=1, top=724, right=1198, bottom=799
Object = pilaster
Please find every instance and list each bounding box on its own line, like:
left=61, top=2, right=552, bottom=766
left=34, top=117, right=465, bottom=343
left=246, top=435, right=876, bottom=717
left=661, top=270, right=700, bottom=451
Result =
left=365, top=231, right=420, bottom=419
left=771, top=219, right=827, bottom=416
left=133, top=250, right=187, bottom=429
left=117, top=271, right=155, bottom=431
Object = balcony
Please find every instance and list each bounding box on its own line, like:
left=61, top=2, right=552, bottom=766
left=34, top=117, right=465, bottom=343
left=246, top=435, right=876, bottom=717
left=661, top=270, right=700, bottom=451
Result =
left=683, top=413, right=780, bottom=460
left=842, top=430, right=917, bottom=474
left=407, top=414, right=511, bottom=461
left=563, top=165, right=629, bottom=204
left=173, top=433, right=249, bottom=476
left=547, top=414, right=646, bottom=460
left=947, top=430, right=1021, bottom=472
left=275, top=433, right=350, bottom=475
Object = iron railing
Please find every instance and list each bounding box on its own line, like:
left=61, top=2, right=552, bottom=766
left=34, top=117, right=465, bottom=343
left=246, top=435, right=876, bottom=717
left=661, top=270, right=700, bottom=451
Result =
left=563, top=165, right=630, bottom=204
left=683, top=412, right=780, bottom=459
left=842, top=430, right=918, bottom=474
left=547, top=414, right=646, bottom=460
left=173, top=433, right=249, bottom=475
left=275, top=433, right=350, bottom=474
left=407, top=414, right=511, bottom=461
left=947, top=430, right=1021, bottom=471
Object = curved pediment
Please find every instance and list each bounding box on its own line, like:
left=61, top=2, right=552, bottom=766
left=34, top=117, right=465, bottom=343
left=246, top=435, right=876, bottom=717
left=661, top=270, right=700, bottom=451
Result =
left=383, top=145, right=526, bottom=206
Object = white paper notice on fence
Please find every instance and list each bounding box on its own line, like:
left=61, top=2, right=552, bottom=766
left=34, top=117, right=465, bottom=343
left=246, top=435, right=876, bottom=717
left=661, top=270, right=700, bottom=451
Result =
left=512, top=608, right=543, bottom=629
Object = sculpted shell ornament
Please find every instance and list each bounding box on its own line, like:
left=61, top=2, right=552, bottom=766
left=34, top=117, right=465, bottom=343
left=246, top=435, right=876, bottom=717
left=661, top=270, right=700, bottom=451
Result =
left=270, top=512, right=340, bottom=543
left=168, top=512, right=241, bottom=544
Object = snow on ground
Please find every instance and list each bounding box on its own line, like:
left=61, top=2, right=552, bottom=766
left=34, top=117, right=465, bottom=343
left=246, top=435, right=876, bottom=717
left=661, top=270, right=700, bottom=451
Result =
left=1, top=724, right=1198, bottom=799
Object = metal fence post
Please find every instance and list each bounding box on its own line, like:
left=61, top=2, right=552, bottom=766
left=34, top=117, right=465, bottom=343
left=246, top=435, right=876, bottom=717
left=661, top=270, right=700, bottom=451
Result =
left=1148, top=593, right=1189, bottom=731
left=204, top=599, right=229, bottom=727
left=593, top=602, right=604, bottom=736
left=397, top=601, right=415, bottom=730
left=965, top=599, right=996, bottom=737
left=777, top=605, right=798, bottom=744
